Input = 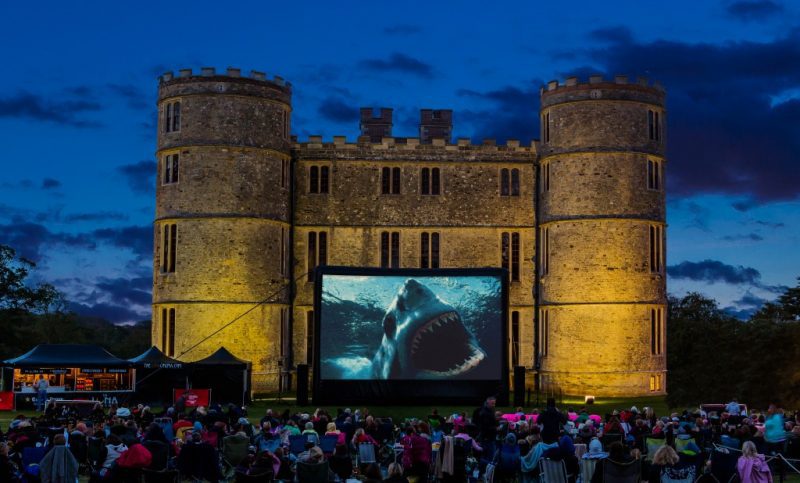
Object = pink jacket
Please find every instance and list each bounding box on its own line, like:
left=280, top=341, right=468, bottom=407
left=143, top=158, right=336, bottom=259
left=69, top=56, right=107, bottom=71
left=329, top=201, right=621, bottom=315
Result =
left=738, top=455, right=773, bottom=483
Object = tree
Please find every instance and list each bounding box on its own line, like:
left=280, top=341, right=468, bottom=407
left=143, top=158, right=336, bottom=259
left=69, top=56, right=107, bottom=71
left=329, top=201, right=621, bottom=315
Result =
left=0, top=244, right=60, bottom=312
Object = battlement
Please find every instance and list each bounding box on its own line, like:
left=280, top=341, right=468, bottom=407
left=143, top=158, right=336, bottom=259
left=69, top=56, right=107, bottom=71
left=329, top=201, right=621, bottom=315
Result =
left=540, top=74, right=664, bottom=96
left=295, top=135, right=536, bottom=154
left=159, top=67, right=292, bottom=89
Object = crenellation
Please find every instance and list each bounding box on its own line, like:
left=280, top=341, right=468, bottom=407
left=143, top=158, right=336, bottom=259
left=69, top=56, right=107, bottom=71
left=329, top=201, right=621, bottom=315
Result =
left=179, top=68, right=193, bottom=78
left=251, top=70, right=266, bottom=80
left=589, top=74, right=603, bottom=84
left=201, top=66, right=216, bottom=76
left=226, top=67, right=241, bottom=77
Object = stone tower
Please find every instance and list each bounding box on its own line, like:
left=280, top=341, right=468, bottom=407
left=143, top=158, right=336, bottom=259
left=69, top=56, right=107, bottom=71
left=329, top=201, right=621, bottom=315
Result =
left=537, top=75, right=667, bottom=396
left=152, top=67, right=293, bottom=393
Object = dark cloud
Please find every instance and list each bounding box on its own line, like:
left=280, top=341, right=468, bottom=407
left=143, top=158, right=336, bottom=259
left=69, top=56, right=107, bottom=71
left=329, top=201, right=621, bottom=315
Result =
left=589, top=26, right=633, bottom=44
left=41, top=178, right=61, bottom=190
left=733, top=292, right=770, bottom=307
left=0, top=222, right=95, bottom=262
left=107, top=83, right=149, bottom=110
left=0, top=222, right=150, bottom=263
left=318, top=97, right=358, bottom=123
left=383, top=24, right=422, bottom=36
left=64, top=212, right=129, bottom=222
left=1, top=179, right=35, bottom=190
left=753, top=220, right=785, bottom=228
left=358, top=53, right=434, bottom=79
left=732, top=199, right=759, bottom=212
left=117, top=160, right=156, bottom=195
left=94, top=276, right=152, bottom=306
left=582, top=27, right=800, bottom=202
left=726, top=0, right=784, bottom=21
left=68, top=301, right=149, bottom=324
left=0, top=91, right=102, bottom=127
left=722, top=306, right=756, bottom=320
left=720, top=233, right=764, bottom=241
left=667, top=259, right=762, bottom=285
left=456, top=84, right=541, bottom=143
left=91, top=225, right=152, bottom=259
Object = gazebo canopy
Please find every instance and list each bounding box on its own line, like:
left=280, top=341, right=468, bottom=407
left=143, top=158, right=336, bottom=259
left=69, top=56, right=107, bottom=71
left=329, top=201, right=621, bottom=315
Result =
left=128, top=346, right=184, bottom=369
left=192, top=347, right=249, bottom=367
left=4, top=344, right=130, bottom=368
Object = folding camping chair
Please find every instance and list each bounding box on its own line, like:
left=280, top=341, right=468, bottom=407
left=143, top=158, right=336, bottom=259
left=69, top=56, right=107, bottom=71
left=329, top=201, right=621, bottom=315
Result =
left=358, top=442, right=377, bottom=465
left=540, top=458, right=570, bottom=483
left=319, top=434, right=338, bottom=456
left=288, top=434, right=307, bottom=455
left=296, top=460, right=330, bottom=483
left=710, top=446, right=740, bottom=483
left=601, top=458, right=641, bottom=483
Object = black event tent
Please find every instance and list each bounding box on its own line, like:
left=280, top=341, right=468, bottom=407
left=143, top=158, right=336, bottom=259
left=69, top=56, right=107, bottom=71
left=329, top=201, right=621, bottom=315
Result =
left=128, top=346, right=188, bottom=406
left=4, top=344, right=131, bottom=368
left=190, top=347, right=250, bottom=406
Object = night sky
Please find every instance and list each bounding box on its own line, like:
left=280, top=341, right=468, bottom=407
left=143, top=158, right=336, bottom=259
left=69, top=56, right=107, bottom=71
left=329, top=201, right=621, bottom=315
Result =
left=1, top=0, right=798, bottom=323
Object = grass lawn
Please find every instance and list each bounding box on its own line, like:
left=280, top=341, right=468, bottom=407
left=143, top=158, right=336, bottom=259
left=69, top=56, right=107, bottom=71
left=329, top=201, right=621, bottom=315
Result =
left=242, top=394, right=674, bottom=423
left=1, top=394, right=674, bottom=429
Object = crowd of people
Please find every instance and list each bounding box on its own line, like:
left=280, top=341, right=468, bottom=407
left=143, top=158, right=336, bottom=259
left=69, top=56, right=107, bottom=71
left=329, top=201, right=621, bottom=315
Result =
left=0, top=396, right=798, bottom=482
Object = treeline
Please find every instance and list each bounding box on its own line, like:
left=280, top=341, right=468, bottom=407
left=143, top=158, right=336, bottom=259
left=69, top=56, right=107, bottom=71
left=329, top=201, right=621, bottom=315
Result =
left=0, top=244, right=150, bottom=360
left=667, top=280, right=800, bottom=409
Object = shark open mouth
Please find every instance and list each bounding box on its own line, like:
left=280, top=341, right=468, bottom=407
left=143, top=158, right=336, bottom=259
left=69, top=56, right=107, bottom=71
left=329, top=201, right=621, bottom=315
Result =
left=411, top=311, right=485, bottom=376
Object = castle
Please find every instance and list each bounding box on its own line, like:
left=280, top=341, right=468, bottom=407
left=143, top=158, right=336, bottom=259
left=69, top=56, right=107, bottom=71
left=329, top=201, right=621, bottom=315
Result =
left=152, top=67, right=667, bottom=397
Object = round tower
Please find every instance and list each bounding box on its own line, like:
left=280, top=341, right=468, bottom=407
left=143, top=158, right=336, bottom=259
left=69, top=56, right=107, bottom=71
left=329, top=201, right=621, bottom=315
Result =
left=537, top=75, right=667, bottom=396
left=153, top=67, right=292, bottom=394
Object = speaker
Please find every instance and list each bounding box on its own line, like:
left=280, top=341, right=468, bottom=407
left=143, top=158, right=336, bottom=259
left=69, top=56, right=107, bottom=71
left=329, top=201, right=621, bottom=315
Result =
left=513, top=366, right=525, bottom=407
left=296, top=364, right=309, bottom=406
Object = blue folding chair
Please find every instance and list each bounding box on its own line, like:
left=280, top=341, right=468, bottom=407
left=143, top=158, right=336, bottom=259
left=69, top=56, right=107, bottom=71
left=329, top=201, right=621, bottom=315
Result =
left=288, top=434, right=307, bottom=455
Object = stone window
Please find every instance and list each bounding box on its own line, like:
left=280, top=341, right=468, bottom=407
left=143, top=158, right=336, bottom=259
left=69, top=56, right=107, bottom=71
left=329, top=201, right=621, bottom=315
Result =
left=161, top=307, right=176, bottom=357
left=280, top=308, right=290, bottom=391
left=539, top=227, right=550, bottom=276
left=500, top=168, right=520, bottom=196
left=282, top=109, right=290, bottom=140
left=280, top=227, right=286, bottom=277
left=649, top=225, right=663, bottom=273
left=542, top=112, right=550, bottom=143
left=381, top=231, right=400, bottom=268
left=542, top=161, right=551, bottom=193
left=381, top=167, right=401, bottom=194
left=650, top=374, right=662, bottom=392
left=306, top=310, right=314, bottom=366
left=420, top=167, right=441, bottom=195
left=511, top=310, right=520, bottom=367
left=647, top=159, right=661, bottom=191
left=165, top=101, right=181, bottom=133
left=648, top=109, right=661, bottom=142
left=281, top=159, right=289, bottom=189
left=309, top=166, right=329, bottom=194
left=420, top=232, right=440, bottom=268
left=650, top=307, right=664, bottom=355
left=161, top=223, right=177, bottom=273
left=162, top=154, right=179, bottom=185
left=539, top=308, right=549, bottom=357
left=501, top=232, right=520, bottom=281
left=307, top=231, right=328, bottom=281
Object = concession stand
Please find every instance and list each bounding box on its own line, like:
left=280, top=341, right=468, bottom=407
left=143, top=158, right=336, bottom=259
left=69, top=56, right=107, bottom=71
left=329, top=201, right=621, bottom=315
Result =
left=3, top=344, right=135, bottom=409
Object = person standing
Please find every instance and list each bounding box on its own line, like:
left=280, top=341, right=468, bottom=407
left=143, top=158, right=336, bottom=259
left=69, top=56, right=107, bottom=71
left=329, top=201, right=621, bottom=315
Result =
left=35, top=375, right=49, bottom=412
left=475, top=396, right=499, bottom=466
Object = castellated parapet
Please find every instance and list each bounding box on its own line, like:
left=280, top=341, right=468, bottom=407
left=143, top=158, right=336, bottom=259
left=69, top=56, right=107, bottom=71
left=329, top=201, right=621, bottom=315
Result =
left=153, top=68, right=667, bottom=396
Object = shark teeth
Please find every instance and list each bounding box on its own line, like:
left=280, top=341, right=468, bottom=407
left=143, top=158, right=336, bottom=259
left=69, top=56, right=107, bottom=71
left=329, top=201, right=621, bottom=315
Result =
left=410, top=311, right=459, bottom=354
left=420, top=344, right=486, bottom=377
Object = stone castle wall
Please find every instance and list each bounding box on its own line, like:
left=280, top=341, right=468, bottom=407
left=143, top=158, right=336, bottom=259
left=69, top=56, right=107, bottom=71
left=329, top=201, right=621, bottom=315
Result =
left=152, top=69, right=667, bottom=397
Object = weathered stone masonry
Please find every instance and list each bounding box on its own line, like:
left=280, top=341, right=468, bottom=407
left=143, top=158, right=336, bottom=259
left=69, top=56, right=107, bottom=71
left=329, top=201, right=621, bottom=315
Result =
left=152, top=67, right=667, bottom=397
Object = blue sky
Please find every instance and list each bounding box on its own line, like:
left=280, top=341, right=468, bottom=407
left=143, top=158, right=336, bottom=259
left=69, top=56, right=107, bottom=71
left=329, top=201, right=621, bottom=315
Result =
left=1, top=0, right=798, bottom=322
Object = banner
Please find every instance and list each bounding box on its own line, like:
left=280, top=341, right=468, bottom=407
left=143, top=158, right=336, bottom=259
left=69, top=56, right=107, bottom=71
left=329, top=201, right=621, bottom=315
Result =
left=174, top=388, right=210, bottom=408
left=0, top=391, right=14, bottom=410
